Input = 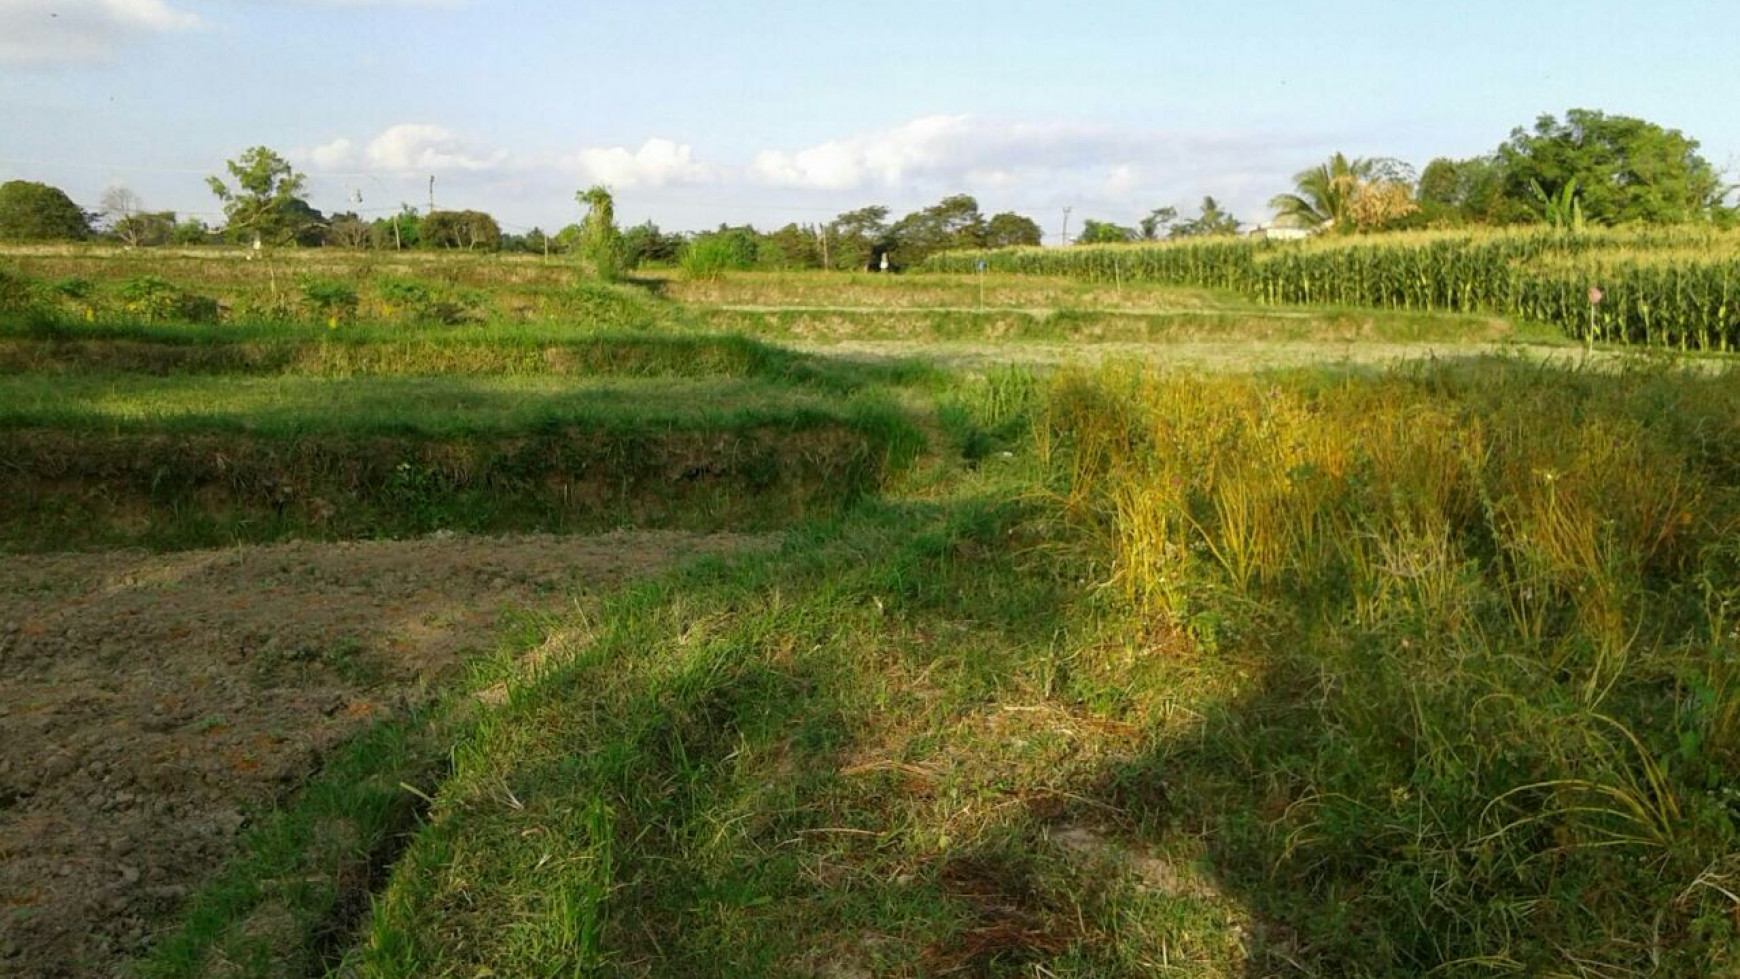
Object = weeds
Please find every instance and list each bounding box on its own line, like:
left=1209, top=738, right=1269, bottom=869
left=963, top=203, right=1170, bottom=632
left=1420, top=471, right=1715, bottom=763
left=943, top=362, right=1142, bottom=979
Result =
left=1038, top=356, right=1740, bottom=974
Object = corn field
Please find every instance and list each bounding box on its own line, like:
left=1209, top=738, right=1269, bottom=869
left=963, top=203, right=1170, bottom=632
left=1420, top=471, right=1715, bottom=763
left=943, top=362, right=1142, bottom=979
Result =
left=925, top=228, right=1740, bottom=351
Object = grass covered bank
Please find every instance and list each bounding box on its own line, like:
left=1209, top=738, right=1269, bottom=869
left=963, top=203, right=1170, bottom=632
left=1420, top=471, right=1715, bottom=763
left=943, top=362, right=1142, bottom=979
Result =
left=0, top=376, right=923, bottom=551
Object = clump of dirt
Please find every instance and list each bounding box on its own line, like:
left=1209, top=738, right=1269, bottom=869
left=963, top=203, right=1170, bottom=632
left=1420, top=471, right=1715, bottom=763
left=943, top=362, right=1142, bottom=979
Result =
left=0, top=530, right=768, bottom=978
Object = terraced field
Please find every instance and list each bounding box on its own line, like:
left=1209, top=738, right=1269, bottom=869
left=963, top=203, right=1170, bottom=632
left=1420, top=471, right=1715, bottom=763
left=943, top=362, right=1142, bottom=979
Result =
left=4, top=249, right=1739, bottom=978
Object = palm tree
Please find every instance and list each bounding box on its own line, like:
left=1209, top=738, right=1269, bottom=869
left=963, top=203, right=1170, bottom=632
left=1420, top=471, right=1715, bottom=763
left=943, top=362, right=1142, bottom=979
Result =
left=1269, top=152, right=1378, bottom=231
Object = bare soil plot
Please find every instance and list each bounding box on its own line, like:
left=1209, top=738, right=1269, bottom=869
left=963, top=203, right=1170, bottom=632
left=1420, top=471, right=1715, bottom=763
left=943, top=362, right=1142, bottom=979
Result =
left=0, top=530, right=767, bottom=977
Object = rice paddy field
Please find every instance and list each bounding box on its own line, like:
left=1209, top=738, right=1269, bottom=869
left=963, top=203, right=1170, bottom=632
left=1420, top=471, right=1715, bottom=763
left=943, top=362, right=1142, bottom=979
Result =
left=3, top=240, right=1740, bottom=978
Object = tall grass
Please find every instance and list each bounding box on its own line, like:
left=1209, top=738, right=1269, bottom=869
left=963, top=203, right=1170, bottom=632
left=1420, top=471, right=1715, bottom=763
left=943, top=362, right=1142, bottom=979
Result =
left=929, top=229, right=1740, bottom=351
left=1037, top=357, right=1740, bottom=974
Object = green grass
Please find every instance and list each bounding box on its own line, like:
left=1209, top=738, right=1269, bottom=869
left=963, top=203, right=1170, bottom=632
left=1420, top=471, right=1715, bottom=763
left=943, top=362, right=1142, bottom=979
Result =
left=0, top=315, right=941, bottom=389
left=0, top=373, right=894, bottom=434
left=348, top=498, right=1254, bottom=978
left=253, top=356, right=1740, bottom=977
left=693, top=303, right=1538, bottom=346
left=0, top=372, right=928, bottom=551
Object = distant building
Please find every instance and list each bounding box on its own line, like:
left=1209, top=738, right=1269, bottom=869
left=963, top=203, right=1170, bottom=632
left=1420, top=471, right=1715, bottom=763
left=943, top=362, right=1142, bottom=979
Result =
left=1246, top=224, right=1315, bottom=241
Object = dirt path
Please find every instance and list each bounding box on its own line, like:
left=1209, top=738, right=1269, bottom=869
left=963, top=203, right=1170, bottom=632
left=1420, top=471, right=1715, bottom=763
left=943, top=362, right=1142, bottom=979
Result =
left=0, top=531, right=769, bottom=978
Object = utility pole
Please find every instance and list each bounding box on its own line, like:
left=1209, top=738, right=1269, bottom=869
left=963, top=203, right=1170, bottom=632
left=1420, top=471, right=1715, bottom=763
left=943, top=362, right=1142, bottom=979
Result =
left=816, top=224, right=830, bottom=270
left=428, top=175, right=436, bottom=214
left=1060, top=206, right=1073, bottom=247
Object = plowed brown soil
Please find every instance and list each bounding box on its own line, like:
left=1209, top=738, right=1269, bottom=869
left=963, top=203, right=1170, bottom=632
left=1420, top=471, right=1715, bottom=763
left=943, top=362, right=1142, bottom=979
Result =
left=0, top=531, right=767, bottom=977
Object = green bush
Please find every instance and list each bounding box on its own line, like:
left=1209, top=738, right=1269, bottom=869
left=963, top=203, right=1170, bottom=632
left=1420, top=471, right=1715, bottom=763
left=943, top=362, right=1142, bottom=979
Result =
left=680, top=231, right=759, bottom=280
left=299, top=277, right=360, bottom=325
left=0, top=267, right=41, bottom=315
left=50, top=276, right=94, bottom=300
left=116, top=275, right=219, bottom=323
left=375, top=277, right=476, bottom=325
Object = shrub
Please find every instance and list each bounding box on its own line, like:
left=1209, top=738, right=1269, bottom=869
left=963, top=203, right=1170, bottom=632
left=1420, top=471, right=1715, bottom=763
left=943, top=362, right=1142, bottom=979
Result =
left=116, top=275, right=219, bottom=323
left=299, top=277, right=360, bottom=325
left=375, top=277, right=476, bottom=325
left=50, top=277, right=94, bottom=300
left=681, top=230, right=759, bottom=280
left=0, top=267, right=39, bottom=312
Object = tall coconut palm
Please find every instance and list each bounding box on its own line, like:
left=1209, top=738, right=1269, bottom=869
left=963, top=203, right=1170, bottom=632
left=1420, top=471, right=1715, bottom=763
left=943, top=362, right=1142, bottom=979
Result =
left=1269, top=152, right=1378, bottom=231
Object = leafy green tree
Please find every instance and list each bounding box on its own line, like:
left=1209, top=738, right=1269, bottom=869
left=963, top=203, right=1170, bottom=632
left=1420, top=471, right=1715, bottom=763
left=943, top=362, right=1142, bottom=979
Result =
left=551, top=223, right=584, bottom=254
left=620, top=221, right=684, bottom=266
left=1498, top=109, right=1723, bottom=224
left=421, top=209, right=502, bottom=251
left=0, top=180, right=91, bottom=241
left=171, top=217, right=213, bottom=246
left=502, top=227, right=550, bottom=255
left=1417, top=156, right=1523, bottom=225
left=681, top=226, right=762, bottom=279
left=1171, top=196, right=1242, bottom=238
left=1139, top=207, right=1179, bottom=241
left=370, top=207, right=421, bottom=250
left=206, top=146, right=316, bottom=245
left=888, top=194, right=986, bottom=267
left=577, top=186, right=624, bottom=280
left=763, top=223, right=824, bottom=269
left=826, top=205, right=892, bottom=270
left=1075, top=219, right=1137, bottom=244
left=985, top=211, right=1043, bottom=248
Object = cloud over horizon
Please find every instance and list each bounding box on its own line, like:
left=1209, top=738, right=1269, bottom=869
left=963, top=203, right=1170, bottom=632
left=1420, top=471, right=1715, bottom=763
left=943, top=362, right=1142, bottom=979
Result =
left=568, top=139, right=720, bottom=189
left=0, top=0, right=201, bottom=65
left=232, top=114, right=1341, bottom=232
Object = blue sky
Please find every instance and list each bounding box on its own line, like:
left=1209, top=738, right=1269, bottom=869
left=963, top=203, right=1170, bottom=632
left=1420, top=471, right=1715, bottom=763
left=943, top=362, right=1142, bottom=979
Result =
left=1, top=0, right=1735, bottom=237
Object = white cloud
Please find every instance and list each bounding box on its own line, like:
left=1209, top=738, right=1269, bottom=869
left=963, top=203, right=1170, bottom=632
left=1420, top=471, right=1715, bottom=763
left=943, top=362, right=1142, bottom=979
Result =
left=364, top=124, right=507, bottom=173
left=751, top=115, right=1163, bottom=191
left=308, top=138, right=355, bottom=170
left=748, top=113, right=1330, bottom=227
left=273, top=0, right=466, bottom=6
left=569, top=139, right=720, bottom=189
left=0, top=0, right=201, bottom=65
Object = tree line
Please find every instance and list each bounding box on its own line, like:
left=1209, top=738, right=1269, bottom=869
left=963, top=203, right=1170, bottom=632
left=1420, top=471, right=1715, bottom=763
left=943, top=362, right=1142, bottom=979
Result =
left=1, top=108, right=1734, bottom=260
left=0, top=145, right=1046, bottom=271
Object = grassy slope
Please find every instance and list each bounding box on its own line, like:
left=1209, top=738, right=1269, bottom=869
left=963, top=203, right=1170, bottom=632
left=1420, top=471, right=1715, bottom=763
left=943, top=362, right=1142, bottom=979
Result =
left=0, top=374, right=882, bottom=433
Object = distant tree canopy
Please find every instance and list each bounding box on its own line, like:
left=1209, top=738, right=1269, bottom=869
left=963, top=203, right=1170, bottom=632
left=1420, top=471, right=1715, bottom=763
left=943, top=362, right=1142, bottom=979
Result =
left=621, top=221, right=684, bottom=266
left=371, top=208, right=421, bottom=250
left=1075, top=219, right=1137, bottom=245
left=984, top=212, right=1044, bottom=248
left=1417, top=156, right=1522, bottom=225
left=1139, top=207, right=1179, bottom=241
left=0, top=180, right=91, bottom=241
left=19, top=106, right=1724, bottom=258
left=421, top=209, right=502, bottom=251
left=1497, top=109, right=1723, bottom=225
left=113, top=211, right=178, bottom=247
left=825, top=205, right=892, bottom=270
left=888, top=194, right=988, bottom=267
left=326, top=212, right=373, bottom=249
left=206, top=146, right=317, bottom=245
left=1169, top=197, right=1242, bottom=238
